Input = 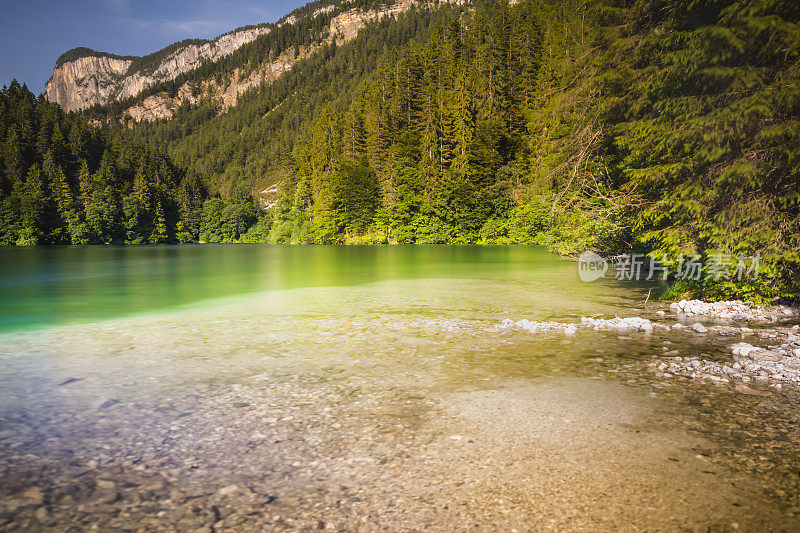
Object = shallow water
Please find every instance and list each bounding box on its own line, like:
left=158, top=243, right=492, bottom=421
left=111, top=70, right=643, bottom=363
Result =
left=0, top=245, right=797, bottom=530
left=0, top=245, right=664, bottom=391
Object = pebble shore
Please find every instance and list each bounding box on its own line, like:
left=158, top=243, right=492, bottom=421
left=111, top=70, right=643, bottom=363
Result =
left=502, top=299, right=800, bottom=388
left=643, top=299, right=800, bottom=387
left=671, top=299, right=799, bottom=321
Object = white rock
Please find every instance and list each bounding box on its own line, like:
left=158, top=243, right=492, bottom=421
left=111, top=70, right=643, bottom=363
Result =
left=731, top=343, right=758, bottom=356
left=581, top=316, right=653, bottom=332
left=691, top=323, right=708, bottom=333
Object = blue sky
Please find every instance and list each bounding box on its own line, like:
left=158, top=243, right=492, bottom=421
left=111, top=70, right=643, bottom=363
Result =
left=0, top=0, right=308, bottom=94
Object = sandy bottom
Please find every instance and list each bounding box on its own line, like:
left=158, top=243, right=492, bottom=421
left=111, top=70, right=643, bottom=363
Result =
left=435, top=379, right=790, bottom=531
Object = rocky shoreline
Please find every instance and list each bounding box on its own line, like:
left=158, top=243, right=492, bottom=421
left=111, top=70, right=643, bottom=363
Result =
left=670, top=299, right=799, bottom=322
left=500, top=299, right=800, bottom=389
left=645, top=299, right=800, bottom=388
left=647, top=327, right=800, bottom=388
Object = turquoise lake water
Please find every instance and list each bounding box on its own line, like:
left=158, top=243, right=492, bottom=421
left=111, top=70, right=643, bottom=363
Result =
left=0, top=245, right=653, bottom=334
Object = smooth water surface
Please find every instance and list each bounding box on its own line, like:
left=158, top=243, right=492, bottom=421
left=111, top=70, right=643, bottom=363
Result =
left=0, top=245, right=649, bottom=334
left=0, top=244, right=668, bottom=395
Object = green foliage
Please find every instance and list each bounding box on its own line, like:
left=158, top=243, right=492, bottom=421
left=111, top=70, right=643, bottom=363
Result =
left=0, top=81, right=202, bottom=244
left=593, top=0, right=800, bottom=300
left=261, top=0, right=543, bottom=244
left=240, top=213, right=274, bottom=243
left=199, top=184, right=260, bottom=243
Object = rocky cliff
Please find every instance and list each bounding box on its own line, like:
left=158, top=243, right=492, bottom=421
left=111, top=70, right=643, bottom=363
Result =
left=121, top=0, right=447, bottom=122
left=45, top=26, right=271, bottom=112
left=47, top=0, right=459, bottom=120
left=45, top=55, right=132, bottom=112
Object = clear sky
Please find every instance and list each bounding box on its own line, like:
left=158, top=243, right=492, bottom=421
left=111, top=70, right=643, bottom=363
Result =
left=0, top=0, right=309, bottom=95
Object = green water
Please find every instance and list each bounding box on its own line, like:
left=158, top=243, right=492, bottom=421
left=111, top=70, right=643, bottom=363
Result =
left=0, top=245, right=648, bottom=334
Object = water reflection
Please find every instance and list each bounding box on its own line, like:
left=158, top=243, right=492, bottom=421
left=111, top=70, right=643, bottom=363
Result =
left=0, top=245, right=660, bottom=333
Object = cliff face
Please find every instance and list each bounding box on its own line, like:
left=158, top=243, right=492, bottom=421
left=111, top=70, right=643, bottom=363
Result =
left=45, top=27, right=270, bottom=112
left=47, top=0, right=457, bottom=120
left=45, top=56, right=132, bottom=112
left=114, top=28, right=271, bottom=102
left=122, top=0, right=433, bottom=122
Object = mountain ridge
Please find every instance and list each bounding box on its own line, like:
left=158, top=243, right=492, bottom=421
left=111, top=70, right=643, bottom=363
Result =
left=119, top=0, right=434, bottom=122
left=54, top=47, right=137, bottom=69
left=46, top=27, right=272, bottom=112
left=44, top=0, right=436, bottom=117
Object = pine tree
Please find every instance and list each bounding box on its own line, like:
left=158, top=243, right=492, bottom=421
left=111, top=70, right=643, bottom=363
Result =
left=2, top=127, right=23, bottom=192
left=150, top=201, right=169, bottom=244
left=16, top=164, right=48, bottom=245
left=76, top=159, right=92, bottom=207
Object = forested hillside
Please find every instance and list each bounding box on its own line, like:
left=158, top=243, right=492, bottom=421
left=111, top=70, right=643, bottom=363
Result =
left=0, top=82, right=209, bottom=245
left=593, top=0, right=800, bottom=301
left=280, top=0, right=548, bottom=245
left=269, top=0, right=799, bottom=301
left=123, top=4, right=466, bottom=195
left=2, top=0, right=798, bottom=302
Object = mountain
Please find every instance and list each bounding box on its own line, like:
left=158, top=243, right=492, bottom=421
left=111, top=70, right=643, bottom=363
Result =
left=45, top=27, right=272, bottom=113
left=45, top=0, right=437, bottom=121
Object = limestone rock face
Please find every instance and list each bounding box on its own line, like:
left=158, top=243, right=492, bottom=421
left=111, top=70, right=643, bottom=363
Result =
left=45, top=27, right=271, bottom=112
left=124, top=93, right=177, bottom=122
left=121, top=1, right=429, bottom=122
left=45, top=56, right=132, bottom=112
left=114, top=28, right=271, bottom=102
left=47, top=0, right=462, bottom=120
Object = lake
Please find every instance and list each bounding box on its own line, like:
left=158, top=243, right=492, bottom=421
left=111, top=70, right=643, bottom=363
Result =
left=0, top=244, right=652, bottom=333
left=0, top=245, right=797, bottom=530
